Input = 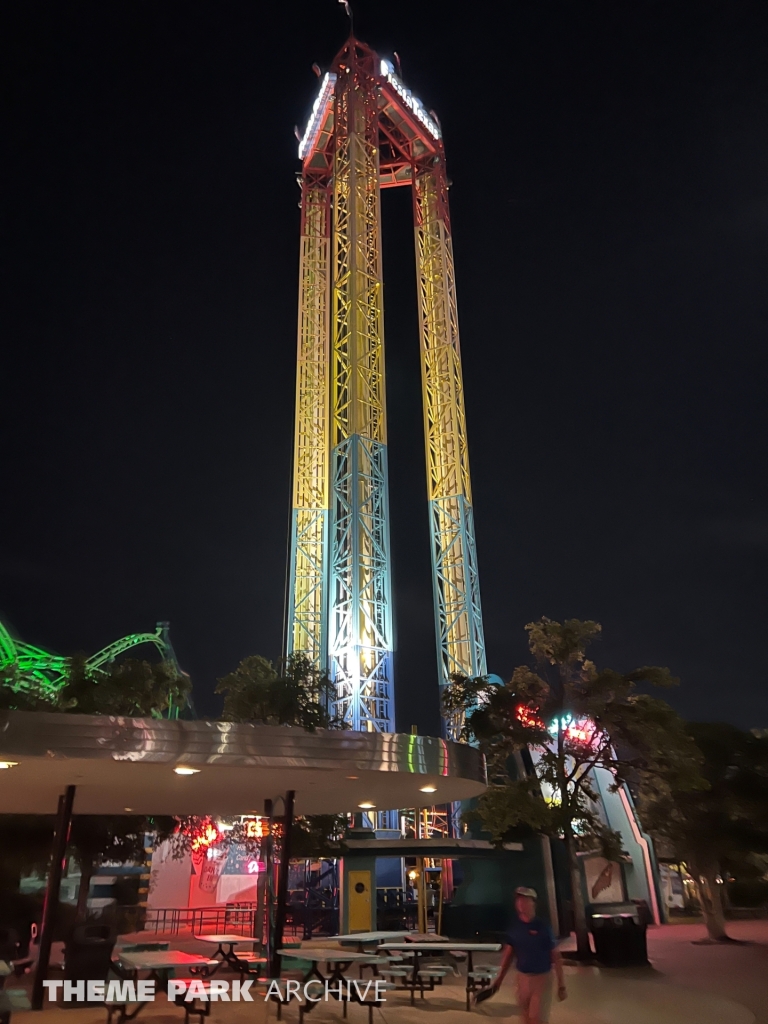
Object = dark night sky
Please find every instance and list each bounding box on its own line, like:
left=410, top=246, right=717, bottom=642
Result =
left=3, top=1, right=768, bottom=731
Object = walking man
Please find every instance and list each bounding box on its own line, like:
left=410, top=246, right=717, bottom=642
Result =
left=490, top=886, right=566, bottom=1024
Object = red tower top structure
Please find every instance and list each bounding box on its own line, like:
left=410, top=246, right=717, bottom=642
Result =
left=300, top=38, right=447, bottom=197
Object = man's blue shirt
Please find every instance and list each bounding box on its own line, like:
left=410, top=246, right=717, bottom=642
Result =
left=504, top=916, right=556, bottom=974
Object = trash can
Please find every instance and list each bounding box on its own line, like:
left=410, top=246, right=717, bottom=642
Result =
left=63, top=924, right=116, bottom=997
left=588, top=903, right=648, bottom=966
left=631, top=898, right=653, bottom=927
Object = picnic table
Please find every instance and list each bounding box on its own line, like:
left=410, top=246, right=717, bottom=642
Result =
left=109, top=951, right=218, bottom=1023
left=276, top=949, right=383, bottom=1021
left=276, top=948, right=378, bottom=986
left=333, top=932, right=413, bottom=952
left=378, top=941, right=501, bottom=1008
left=192, top=934, right=261, bottom=973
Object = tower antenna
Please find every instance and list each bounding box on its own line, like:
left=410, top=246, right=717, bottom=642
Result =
left=338, top=0, right=353, bottom=34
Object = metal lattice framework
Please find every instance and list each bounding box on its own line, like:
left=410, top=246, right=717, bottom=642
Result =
left=414, top=169, right=487, bottom=737
left=328, top=43, right=393, bottom=732
left=287, top=37, right=485, bottom=738
left=286, top=170, right=332, bottom=669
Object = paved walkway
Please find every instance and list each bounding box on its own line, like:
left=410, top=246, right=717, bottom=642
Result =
left=552, top=918, right=768, bottom=1024
left=645, top=919, right=768, bottom=1024
left=5, top=974, right=754, bottom=1024
left=7, top=920, right=766, bottom=1024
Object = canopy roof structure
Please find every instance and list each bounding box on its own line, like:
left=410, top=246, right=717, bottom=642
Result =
left=0, top=711, right=486, bottom=815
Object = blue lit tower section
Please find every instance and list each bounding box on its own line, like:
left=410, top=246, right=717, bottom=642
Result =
left=288, top=40, right=396, bottom=735
left=327, top=41, right=395, bottom=733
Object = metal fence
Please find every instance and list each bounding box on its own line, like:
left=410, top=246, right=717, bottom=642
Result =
left=121, top=902, right=307, bottom=939
left=138, top=903, right=258, bottom=937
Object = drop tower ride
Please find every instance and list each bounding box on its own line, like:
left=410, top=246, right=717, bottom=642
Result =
left=287, top=37, right=486, bottom=738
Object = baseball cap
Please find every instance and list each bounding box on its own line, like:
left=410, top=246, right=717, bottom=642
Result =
left=514, top=886, right=538, bottom=899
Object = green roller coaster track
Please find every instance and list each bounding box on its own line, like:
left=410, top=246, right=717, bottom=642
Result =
left=0, top=619, right=189, bottom=717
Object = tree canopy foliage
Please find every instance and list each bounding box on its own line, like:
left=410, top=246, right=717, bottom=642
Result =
left=445, top=617, right=702, bottom=956
left=0, top=657, right=190, bottom=718
left=640, top=722, right=768, bottom=940
left=216, top=653, right=339, bottom=730
left=69, top=815, right=175, bottom=920
left=61, top=656, right=190, bottom=717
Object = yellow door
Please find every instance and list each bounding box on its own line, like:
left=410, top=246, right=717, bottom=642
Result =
left=348, top=870, right=373, bottom=932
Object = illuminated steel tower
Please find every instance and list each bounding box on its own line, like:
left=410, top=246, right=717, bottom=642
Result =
left=287, top=37, right=486, bottom=737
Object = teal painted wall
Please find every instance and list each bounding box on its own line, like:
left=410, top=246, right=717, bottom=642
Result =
left=444, top=839, right=553, bottom=939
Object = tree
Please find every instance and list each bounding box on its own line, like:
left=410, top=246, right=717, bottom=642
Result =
left=69, top=816, right=175, bottom=921
left=59, top=655, right=190, bottom=718
left=0, top=816, right=54, bottom=954
left=640, top=722, right=768, bottom=942
left=444, top=618, right=702, bottom=957
left=0, top=816, right=55, bottom=893
left=0, top=666, right=58, bottom=712
left=1, top=656, right=190, bottom=717
left=290, top=814, right=347, bottom=858
left=216, top=653, right=338, bottom=730
left=169, top=813, right=347, bottom=862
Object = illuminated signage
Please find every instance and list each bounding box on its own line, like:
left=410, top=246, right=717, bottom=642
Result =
left=549, top=714, right=600, bottom=749
left=298, top=72, right=337, bottom=160
left=379, top=60, right=441, bottom=141
left=244, top=817, right=268, bottom=839
left=516, top=705, right=601, bottom=750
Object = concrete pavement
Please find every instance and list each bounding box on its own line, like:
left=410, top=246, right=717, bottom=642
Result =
left=7, top=920, right=766, bottom=1024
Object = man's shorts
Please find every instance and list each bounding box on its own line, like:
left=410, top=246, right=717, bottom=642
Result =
left=515, top=970, right=553, bottom=1023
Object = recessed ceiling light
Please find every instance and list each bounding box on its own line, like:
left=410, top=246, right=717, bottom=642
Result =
left=174, top=766, right=200, bottom=776
left=124, top=807, right=134, bottom=812
left=0, top=761, right=19, bottom=770
left=419, top=785, right=437, bottom=793
left=346, top=775, right=359, bottom=780
left=358, top=802, right=376, bottom=810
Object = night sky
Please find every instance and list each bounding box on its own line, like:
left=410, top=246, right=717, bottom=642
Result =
left=4, top=1, right=768, bottom=731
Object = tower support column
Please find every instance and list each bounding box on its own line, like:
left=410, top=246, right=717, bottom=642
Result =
left=413, top=166, right=486, bottom=739
left=328, top=43, right=395, bottom=733
left=287, top=171, right=332, bottom=669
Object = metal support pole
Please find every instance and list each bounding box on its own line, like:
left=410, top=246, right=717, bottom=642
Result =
left=32, top=785, right=76, bottom=1010
left=436, top=859, right=444, bottom=936
left=270, top=790, right=295, bottom=980
left=415, top=857, right=427, bottom=934
left=262, top=799, right=273, bottom=973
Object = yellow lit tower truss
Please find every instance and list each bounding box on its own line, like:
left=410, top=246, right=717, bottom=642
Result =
left=287, top=37, right=486, bottom=739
